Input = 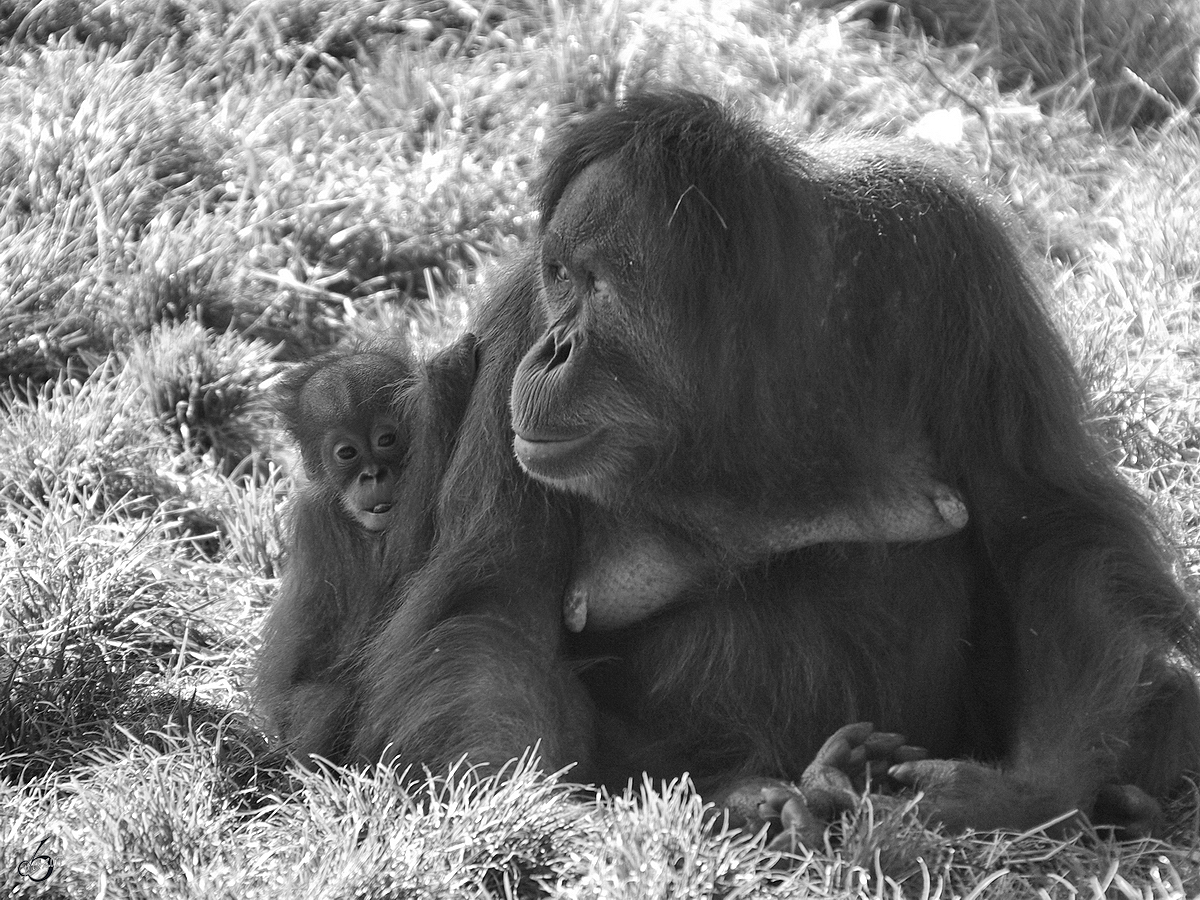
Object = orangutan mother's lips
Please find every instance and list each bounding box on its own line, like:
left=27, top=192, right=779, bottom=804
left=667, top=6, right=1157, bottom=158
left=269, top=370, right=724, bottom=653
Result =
left=514, top=431, right=597, bottom=465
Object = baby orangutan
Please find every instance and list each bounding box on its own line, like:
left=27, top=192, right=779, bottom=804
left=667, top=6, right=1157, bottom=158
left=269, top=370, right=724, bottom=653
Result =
left=255, top=335, right=477, bottom=763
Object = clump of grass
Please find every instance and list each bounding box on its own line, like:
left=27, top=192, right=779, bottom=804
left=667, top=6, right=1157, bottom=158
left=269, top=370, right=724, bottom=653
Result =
left=120, top=209, right=252, bottom=336
left=57, top=737, right=254, bottom=897
left=0, top=0, right=216, bottom=52
left=0, top=362, right=231, bottom=562
left=0, top=46, right=231, bottom=384
left=199, top=461, right=287, bottom=577
left=0, top=365, right=174, bottom=518
left=265, top=755, right=592, bottom=896
left=274, top=139, right=527, bottom=302
left=209, top=0, right=545, bottom=83
left=122, top=203, right=359, bottom=358
left=0, top=47, right=228, bottom=243
left=886, top=0, right=1200, bottom=127
left=0, top=495, right=217, bottom=778
left=215, top=48, right=545, bottom=354
left=574, top=775, right=786, bottom=896
left=123, top=321, right=278, bottom=477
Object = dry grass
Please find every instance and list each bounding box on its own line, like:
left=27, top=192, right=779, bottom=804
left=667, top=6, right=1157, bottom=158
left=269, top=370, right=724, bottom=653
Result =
left=1, top=0, right=1199, bottom=896
left=817, top=0, right=1200, bottom=128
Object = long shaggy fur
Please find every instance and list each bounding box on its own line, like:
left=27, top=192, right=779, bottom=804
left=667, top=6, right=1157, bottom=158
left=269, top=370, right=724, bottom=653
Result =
left=353, top=90, right=1200, bottom=832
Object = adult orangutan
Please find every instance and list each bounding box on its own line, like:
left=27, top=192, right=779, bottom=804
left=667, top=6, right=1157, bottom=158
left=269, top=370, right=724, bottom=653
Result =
left=352, top=90, right=1200, bottom=842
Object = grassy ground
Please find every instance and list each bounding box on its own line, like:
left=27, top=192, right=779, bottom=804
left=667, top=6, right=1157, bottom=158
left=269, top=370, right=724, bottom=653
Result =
left=1, top=0, right=1200, bottom=896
